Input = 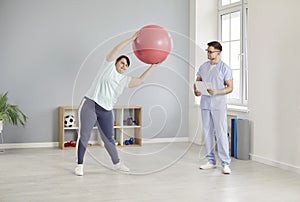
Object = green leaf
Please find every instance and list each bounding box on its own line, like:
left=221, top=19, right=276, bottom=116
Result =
left=0, top=92, right=28, bottom=127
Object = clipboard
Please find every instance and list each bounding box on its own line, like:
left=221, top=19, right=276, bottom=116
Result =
left=195, top=81, right=213, bottom=96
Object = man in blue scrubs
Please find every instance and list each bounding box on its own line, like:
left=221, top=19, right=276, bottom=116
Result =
left=194, top=41, right=233, bottom=174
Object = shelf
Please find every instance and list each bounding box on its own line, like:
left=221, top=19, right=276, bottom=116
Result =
left=119, top=143, right=141, bottom=147
left=64, top=126, right=98, bottom=130
left=122, top=126, right=141, bottom=129
left=59, top=105, right=142, bottom=149
left=63, top=143, right=102, bottom=149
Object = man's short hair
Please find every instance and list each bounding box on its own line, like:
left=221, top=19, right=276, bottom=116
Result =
left=207, top=41, right=222, bottom=51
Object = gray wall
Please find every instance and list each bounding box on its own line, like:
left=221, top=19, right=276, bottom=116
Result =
left=0, top=0, right=190, bottom=143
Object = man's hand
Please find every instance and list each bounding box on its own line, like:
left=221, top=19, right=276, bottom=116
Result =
left=194, top=89, right=201, bottom=97
left=207, top=88, right=220, bottom=96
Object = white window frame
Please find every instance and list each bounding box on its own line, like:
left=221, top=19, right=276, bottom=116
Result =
left=218, top=0, right=248, bottom=106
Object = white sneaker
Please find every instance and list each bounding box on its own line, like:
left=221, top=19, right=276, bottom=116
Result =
left=199, top=162, right=217, bottom=170
left=223, top=165, right=231, bottom=174
left=75, top=164, right=83, bottom=176
left=113, top=161, right=130, bottom=173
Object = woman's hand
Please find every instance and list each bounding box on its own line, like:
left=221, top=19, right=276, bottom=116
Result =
left=106, top=31, right=139, bottom=62
left=130, top=31, right=140, bottom=42
left=150, top=62, right=162, bottom=68
left=128, top=62, right=161, bottom=88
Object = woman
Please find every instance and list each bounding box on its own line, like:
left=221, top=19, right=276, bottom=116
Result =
left=75, top=32, right=160, bottom=176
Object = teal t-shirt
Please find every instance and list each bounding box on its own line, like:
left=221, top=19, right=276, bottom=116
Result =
left=85, top=60, right=131, bottom=110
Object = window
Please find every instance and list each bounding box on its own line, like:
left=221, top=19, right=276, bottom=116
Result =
left=221, top=0, right=240, bottom=7
left=219, top=0, right=248, bottom=105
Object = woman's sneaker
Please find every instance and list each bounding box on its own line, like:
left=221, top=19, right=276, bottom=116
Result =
left=199, top=162, right=217, bottom=170
left=75, top=164, right=83, bottom=176
left=113, top=161, right=130, bottom=173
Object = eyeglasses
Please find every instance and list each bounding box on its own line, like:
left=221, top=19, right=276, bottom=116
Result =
left=205, top=49, right=220, bottom=54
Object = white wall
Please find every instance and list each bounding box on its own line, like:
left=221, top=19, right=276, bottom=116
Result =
left=248, top=0, right=300, bottom=171
left=189, top=0, right=218, bottom=144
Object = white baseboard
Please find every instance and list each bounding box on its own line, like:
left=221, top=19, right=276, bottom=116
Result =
left=0, top=142, right=59, bottom=149
left=251, top=153, right=300, bottom=174
left=0, top=138, right=190, bottom=149
left=189, top=138, right=204, bottom=146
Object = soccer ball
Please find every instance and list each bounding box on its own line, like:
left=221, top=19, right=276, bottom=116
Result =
left=64, top=115, right=75, bottom=127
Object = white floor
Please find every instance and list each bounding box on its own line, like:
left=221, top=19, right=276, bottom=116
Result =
left=1, top=143, right=300, bottom=202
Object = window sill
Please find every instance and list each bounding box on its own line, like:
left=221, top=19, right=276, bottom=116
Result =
left=227, top=105, right=249, bottom=113
left=192, top=104, right=249, bottom=113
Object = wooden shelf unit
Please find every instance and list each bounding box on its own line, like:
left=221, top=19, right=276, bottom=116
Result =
left=59, top=106, right=142, bottom=149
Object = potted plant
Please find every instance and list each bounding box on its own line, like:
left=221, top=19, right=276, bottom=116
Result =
left=0, top=92, right=28, bottom=133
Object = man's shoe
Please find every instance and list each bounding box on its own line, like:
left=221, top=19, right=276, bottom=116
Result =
left=75, top=164, right=83, bottom=176
left=199, top=162, right=217, bottom=170
left=223, top=165, right=231, bottom=174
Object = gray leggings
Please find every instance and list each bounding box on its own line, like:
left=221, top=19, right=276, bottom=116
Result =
left=76, top=97, right=120, bottom=165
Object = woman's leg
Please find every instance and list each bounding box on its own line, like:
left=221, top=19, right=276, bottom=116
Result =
left=76, top=98, right=97, bottom=165
left=95, top=104, right=120, bottom=164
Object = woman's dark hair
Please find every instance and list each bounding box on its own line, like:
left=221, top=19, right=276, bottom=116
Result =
left=115, top=55, right=130, bottom=67
left=207, top=41, right=222, bottom=51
